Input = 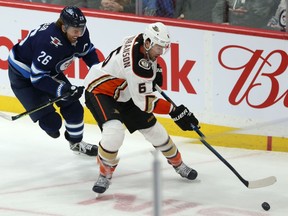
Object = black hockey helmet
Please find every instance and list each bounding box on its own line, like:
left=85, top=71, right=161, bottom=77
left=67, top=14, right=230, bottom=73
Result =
left=60, top=6, right=86, bottom=28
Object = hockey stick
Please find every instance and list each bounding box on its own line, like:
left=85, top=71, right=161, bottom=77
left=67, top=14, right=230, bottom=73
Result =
left=0, top=92, right=71, bottom=121
left=155, top=85, right=277, bottom=189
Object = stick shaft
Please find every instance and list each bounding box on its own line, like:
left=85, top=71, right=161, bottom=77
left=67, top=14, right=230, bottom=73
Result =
left=155, top=85, right=276, bottom=189
left=0, top=92, right=70, bottom=121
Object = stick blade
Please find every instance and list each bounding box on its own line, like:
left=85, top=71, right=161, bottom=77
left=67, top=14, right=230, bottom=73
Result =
left=0, top=112, right=13, bottom=121
left=248, top=176, right=277, bottom=189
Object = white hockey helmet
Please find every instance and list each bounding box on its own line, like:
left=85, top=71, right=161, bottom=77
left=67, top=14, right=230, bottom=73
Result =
left=143, top=22, right=170, bottom=53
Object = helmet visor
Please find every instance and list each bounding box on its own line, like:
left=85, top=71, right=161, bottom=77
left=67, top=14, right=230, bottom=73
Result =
left=66, top=25, right=86, bottom=37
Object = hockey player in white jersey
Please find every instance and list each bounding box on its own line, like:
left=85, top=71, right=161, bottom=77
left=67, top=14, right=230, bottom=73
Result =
left=84, top=22, right=200, bottom=194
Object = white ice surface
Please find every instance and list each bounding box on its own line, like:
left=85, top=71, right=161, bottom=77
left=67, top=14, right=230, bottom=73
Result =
left=0, top=114, right=287, bottom=216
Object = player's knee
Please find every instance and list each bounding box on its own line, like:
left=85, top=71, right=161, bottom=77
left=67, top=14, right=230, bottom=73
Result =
left=140, top=122, right=168, bottom=146
left=101, top=120, right=125, bottom=152
left=39, top=112, right=62, bottom=138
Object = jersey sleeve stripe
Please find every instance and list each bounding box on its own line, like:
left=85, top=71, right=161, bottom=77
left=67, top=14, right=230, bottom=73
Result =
left=153, top=98, right=173, bottom=114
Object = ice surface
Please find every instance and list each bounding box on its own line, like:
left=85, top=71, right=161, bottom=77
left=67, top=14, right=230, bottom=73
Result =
left=0, top=114, right=287, bottom=216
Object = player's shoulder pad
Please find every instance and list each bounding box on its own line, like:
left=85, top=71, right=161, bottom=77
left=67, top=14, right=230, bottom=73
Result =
left=133, top=58, right=153, bottom=78
left=131, top=35, right=153, bottom=78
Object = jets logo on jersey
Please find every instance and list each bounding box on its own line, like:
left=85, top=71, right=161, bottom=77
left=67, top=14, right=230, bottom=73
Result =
left=50, top=36, right=63, bottom=47
left=138, top=59, right=151, bottom=70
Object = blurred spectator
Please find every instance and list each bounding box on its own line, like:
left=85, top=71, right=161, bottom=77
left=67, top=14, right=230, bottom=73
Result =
left=25, top=0, right=101, bottom=8
left=267, top=0, right=286, bottom=31
left=155, top=0, right=174, bottom=17
left=174, top=0, right=217, bottom=22
left=212, top=0, right=280, bottom=29
left=99, top=0, right=136, bottom=13
left=87, top=0, right=101, bottom=9
left=25, top=0, right=51, bottom=3
left=143, top=0, right=175, bottom=17
left=142, top=0, right=157, bottom=15
left=49, top=0, right=87, bottom=7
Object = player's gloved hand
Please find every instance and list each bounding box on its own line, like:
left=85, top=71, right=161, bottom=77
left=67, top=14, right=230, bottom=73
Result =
left=169, top=104, right=199, bottom=131
left=153, top=64, right=163, bottom=91
left=62, top=85, right=84, bottom=101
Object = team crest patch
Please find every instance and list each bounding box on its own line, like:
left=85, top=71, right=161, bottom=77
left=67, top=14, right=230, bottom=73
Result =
left=152, top=25, right=159, bottom=32
left=50, top=36, right=63, bottom=47
left=138, top=59, right=151, bottom=70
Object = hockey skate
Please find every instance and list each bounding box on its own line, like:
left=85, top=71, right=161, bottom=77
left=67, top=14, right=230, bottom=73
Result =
left=69, top=140, right=98, bottom=156
left=174, top=162, right=198, bottom=180
left=92, top=175, right=111, bottom=194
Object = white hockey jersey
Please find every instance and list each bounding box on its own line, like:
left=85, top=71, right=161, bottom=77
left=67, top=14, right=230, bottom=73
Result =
left=84, top=34, right=171, bottom=114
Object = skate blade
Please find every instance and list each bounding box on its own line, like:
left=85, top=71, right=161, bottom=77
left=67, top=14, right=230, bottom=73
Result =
left=95, top=192, right=104, bottom=199
left=71, top=151, right=90, bottom=157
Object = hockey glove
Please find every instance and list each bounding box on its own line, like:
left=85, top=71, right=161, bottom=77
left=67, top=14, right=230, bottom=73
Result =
left=153, top=64, right=163, bottom=91
left=169, top=104, right=199, bottom=131
left=62, top=85, right=84, bottom=101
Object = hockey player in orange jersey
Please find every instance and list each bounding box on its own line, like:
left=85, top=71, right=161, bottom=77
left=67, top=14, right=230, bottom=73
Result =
left=84, top=22, right=200, bottom=194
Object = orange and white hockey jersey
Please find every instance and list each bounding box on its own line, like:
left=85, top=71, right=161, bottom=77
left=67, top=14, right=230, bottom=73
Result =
left=84, top=34, right=172, bottom=114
